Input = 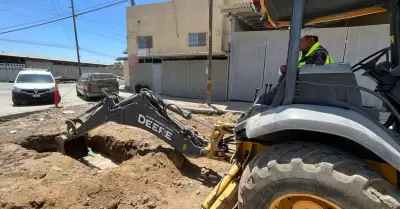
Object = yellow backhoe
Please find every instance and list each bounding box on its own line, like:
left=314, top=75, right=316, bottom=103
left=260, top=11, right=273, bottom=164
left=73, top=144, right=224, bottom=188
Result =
left=56, top=0, right=400, bottom=208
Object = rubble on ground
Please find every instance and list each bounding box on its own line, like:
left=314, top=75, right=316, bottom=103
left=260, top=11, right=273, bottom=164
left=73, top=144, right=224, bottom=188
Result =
left=0, top=104, right=238, bottom=208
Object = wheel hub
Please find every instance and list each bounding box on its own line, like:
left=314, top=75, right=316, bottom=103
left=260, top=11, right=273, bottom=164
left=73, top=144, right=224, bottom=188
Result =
left=269, top=194, right=341, bottom=209
left=293, top=200, right=323, bottom=209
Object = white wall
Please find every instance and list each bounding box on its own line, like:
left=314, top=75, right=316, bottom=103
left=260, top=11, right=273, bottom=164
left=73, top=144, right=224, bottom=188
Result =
left=229, top=24, right=391, bottom=107
left=345, top=24, right=390, bottom=107
left=0, top=61, right=124, bottom=82
left=229, top=31, right=267, bottom=101
left=0, top=63, right=25, bottom=82
left=130, top=60, right=229, bottom=101
left=26, top=60, right=123, bottom=78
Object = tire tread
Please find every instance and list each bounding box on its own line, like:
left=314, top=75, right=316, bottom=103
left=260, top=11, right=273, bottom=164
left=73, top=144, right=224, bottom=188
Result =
left=238, top=142, right=400, bottom=209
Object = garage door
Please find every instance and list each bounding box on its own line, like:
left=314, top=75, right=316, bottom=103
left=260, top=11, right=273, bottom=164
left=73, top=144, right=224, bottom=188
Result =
left=162, top=61, right=192, bottom=97
left=229, top=31, right=267, bottom=101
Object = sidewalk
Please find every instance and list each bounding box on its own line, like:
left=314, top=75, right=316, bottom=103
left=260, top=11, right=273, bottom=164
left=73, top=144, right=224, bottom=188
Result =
left=119, top=91, right=252, bottom=113
left=160, top=95, right=251, bottom=114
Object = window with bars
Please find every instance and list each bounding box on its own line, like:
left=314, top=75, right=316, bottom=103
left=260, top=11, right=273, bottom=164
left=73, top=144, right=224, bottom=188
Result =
left=137, top=36, right=153, bottom=49
left=188, top=33, right=207, bottom=47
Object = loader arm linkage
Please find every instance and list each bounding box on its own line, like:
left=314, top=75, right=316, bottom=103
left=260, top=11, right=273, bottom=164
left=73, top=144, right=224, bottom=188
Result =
left=56, top=89, right=234, bottom=161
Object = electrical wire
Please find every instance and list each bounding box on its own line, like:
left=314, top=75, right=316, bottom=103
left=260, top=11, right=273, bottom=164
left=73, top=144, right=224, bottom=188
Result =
left=0, top=0, right=128, bottom=34
left=80, top=48, right=117, bottom=59
left=77, top=29, right=126, bottom=43
left=0, top=38, right=117, bottom=60
left=0, top=38, right=74, bottom=49
left=77, top=17, right=126, bottom=27
left=0, top=1, right=56, bottom=13
left=51, top=0, right=74, bottom=43
left=0, top=8, right=32, bottom=19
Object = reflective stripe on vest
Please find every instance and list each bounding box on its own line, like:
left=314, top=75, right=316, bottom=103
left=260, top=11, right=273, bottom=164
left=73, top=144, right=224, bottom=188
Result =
left=298, top=42, right=334, bottom=67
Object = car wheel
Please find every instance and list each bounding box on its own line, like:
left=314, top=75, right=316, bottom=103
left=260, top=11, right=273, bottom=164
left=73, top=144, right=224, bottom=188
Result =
left=83, top=92, right=89, bottom=101
left=76, top=88, right=81, bottom=96
left=12, top=99, right=22, bottom=106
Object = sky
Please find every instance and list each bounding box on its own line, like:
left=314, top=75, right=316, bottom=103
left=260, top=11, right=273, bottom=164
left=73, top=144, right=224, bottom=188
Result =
left=0, top=0, right=169, bottom=64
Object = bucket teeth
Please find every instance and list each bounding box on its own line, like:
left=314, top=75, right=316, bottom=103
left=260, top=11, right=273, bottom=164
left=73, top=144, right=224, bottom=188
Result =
left=55, top=134, right=89, bottom=159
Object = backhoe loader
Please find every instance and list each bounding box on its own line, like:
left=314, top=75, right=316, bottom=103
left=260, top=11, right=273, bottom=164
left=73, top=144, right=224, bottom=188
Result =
left=55, top=0, right=400, bottom=208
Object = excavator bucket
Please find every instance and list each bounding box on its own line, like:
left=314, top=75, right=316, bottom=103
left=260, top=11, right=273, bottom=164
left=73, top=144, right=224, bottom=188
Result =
left=55, top=134, right=89, bottom=159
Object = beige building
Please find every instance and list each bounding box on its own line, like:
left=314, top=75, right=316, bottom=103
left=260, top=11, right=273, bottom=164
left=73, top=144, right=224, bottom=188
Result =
left=119, top=0, right=271, bottom=100
left=125, top=0, right=248, bottom=57
left=122, top=0, right=261, bottom=89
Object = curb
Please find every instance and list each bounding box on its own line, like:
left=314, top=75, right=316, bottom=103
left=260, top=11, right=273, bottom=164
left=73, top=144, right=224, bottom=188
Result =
left=0, top=109, right=46, bottom=121
left=119, top=95, right=245, bottom=115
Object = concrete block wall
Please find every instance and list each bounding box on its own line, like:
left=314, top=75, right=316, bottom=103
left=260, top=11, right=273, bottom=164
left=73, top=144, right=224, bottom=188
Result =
left=26, top=61, right=123, bottom=78
left=0, top=61, right=123, bottom=82
left=0, top=63, right=25, bottom=82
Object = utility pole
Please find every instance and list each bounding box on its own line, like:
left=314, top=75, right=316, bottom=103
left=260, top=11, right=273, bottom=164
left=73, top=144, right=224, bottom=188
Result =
left=70, top=0, right=82, bottom=76
left=206, top=0, right=213, bottom=105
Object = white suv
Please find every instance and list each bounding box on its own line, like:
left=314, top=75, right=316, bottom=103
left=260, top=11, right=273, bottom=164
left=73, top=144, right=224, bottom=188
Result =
left=12, top=69, right=60, bottom=105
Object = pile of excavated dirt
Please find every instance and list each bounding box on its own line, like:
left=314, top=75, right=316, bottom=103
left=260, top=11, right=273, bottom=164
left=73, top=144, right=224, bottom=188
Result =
left=0, top=104, right=240, bottom=208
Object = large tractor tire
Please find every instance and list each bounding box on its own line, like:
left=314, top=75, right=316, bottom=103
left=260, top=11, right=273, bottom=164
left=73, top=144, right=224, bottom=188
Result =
left=238, top=142, right=400, bottom=209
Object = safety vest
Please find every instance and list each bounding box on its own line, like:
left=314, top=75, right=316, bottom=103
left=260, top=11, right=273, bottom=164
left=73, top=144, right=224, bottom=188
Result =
left=298, top=42, right=334, bottom=67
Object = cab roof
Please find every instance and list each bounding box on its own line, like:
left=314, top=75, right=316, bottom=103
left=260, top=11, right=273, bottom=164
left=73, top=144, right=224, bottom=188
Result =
left=263, top=0, right=391, bottom=24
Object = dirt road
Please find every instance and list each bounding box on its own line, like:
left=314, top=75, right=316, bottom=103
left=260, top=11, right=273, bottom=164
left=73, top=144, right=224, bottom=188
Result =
left=0, top=104, right=239, bottom=209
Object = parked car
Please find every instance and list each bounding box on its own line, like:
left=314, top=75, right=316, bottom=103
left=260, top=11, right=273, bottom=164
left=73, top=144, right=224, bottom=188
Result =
left=54, top=76, right=77, bottom=83
left=76, top=72, right=119, bottom=101
left=11, top=69, right=60, bottom=105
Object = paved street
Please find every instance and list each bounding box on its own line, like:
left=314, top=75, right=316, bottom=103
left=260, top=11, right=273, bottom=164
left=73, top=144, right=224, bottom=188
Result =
left=0, top=83, right=133, bottom=117
left=0, top=83, right=87, bottom=117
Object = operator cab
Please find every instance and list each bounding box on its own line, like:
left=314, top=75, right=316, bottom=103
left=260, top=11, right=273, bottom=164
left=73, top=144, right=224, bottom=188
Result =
left=241, top=0, right=400, bottom=130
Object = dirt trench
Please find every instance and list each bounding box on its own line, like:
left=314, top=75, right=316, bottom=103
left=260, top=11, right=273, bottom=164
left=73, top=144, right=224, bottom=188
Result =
left=0, top=120, right=232, bottom=209
left=0, top=105, right=238, bottom=208
left=20, top=132, right=221, bottom=177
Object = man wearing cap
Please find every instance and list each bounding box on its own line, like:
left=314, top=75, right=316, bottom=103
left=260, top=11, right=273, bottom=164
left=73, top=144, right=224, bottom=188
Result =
left=267, top=28, right=333, bottom=105
left=280, top=27, right=334, bottom=74
left=240, top=28, right=334, bottom=121
left=298, top=27, right=334, bottom=66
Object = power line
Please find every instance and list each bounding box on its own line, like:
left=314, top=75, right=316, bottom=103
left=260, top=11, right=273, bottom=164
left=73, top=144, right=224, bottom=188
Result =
left=0, top=1, right=56, bottom=13
left=52, top=0, right=75, bottom=43
left=0, top=16, right=72, bottom=34
left=0, top=38, right=75, bottom=49
left=78, top=29, right=126, bottom=43
left=0, top=8, right=32, bottom=19
left=78, top=17, right=125, bottom=27
left=0, top=38, right=117, bottom=59
left=80, top=48, right=116, bottom=59
left=0, top=0, right=128, bottom=33
left=75, top=0, right=125, bottom=13
left=74, top=0, right=127, bottom=17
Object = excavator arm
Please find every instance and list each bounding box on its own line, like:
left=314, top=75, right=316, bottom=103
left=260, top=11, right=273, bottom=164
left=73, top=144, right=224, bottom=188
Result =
left=56, top=89, right=234, bottom=160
